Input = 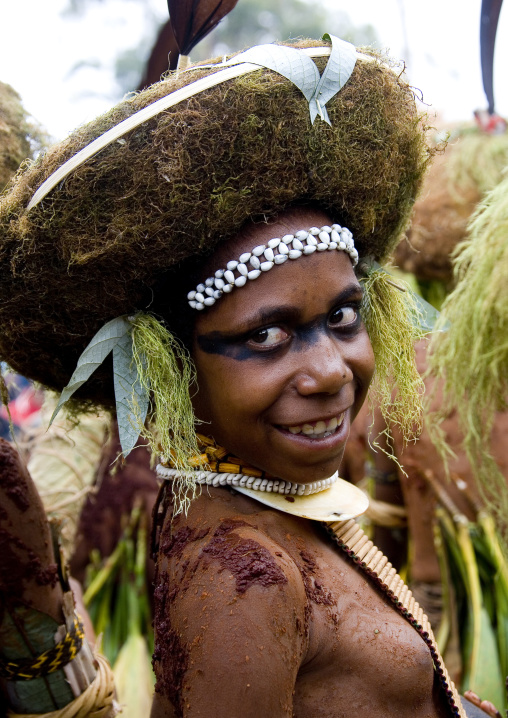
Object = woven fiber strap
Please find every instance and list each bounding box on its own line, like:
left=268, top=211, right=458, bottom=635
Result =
left=7, top=654, right=118, bottom=718
left=0, top=613, right=84, bottom=680
left=325, top=519, right=466, bottom=718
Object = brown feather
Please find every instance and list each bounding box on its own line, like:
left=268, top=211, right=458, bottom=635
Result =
left=137, top=20, right=180, bottom=89
left=167, top=0, right=239, bottom=58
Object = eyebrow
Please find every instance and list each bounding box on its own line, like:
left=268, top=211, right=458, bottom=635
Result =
left=215, top=282, right=364, bottom=336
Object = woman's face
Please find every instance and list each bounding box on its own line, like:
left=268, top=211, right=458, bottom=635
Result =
left=191, top=208, right=375, bottom=485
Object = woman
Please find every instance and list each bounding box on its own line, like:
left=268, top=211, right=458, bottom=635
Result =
left=0, top=36, right=498, bottom=717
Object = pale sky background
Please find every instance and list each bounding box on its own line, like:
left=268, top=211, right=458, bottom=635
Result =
left=0, top=0, right=507, bottom=140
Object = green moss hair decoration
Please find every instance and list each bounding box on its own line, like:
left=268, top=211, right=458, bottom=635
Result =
left=360, top=265, right=427, bottom=445
left=429, top=175, right=508, bottom=548
left=130, top=314, right=201, bottom=514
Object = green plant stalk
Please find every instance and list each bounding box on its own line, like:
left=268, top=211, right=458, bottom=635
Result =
left=83, top=539, right=125, bottom=606
left=456, top=520, right=505, bottom=710
left=433, top=520, right=451, bottom=653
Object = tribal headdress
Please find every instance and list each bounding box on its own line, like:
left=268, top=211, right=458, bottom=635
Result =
left=0, top=37, right=432, bottom=496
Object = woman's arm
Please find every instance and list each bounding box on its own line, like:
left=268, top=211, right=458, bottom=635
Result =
left=151, top=521, right=308, bottom=717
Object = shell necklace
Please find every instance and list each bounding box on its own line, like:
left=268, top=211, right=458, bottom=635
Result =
left=155, top=434, right=369, bottom=522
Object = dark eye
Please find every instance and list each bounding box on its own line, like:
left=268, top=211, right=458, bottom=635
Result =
left=329, top=306, right=358, bottom=327
left=248, top=326, right=289, bottom=347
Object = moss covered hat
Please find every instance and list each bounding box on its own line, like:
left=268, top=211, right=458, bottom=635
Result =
left=0, top=36, right=431, bottom=462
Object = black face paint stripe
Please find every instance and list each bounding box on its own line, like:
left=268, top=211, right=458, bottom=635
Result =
left=196, top=309, right=362, bottom=361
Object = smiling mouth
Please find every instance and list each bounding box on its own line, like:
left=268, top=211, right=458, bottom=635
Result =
left=280, top=413, right=346, bottom=439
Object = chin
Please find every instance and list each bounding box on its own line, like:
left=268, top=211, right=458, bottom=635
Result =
left=271, top=456, right=345, bottom=485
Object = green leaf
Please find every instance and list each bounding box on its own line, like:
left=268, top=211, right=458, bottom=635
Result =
left=225, top=44, right=320, bottom=102
left=412, top=292, right=450, bottom=333
left=113, top=331, right=149, bottom=456
left=309, top=34, right=357, bottom=125
left=50, top=316, right=131, bottom=424
left=462, top=606, right=505, bottom=711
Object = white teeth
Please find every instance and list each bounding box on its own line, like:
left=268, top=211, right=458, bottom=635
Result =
left=327, top=416, right=338, bottom=431
left=285, top=412, right=345, bottom=437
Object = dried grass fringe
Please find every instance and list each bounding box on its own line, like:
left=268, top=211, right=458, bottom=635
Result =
left=429, top=174, right=508, bottom=553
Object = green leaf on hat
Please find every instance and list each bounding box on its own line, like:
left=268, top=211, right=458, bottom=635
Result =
left=113, top=331, right=149, bottom=456
left=309, top=35, right=357, bottom=125
left=50, top=315, right=131, bottom=424
left=225, top=44, right=320, bottom=102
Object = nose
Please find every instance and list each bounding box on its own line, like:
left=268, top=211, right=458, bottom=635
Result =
left=292, top=333, right=354, bottom=397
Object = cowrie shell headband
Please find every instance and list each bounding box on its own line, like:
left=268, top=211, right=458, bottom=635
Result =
left=187, top=224, right=357, bottom=310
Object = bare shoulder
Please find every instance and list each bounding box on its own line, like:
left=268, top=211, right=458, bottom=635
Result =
left=152, top=489, right=309, bottom=717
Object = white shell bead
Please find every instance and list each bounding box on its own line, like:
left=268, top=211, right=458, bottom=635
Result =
left=303, top=245, right=316, bottom=255
left=204, top=297, right=215, bottom=306
left=260, top=261, right=274, bottom=271
left=309, top=227, right=320, bottom=235
left=213, top=290, right=223, bottom=299
left=235, top=275, right=247, bottom=287
left=321, top=225, right=332, bottom=233
left=328, top=242, right=338, bottom=249
left=282, top=234, right=294, bottom=244
left=296, top=230, right=309, bottom=239
left=205, top=277, right=214, bottom=287
left=331, top=230, right=340, bottom=243
left=227, top=260, right=238, bottom=271
left=197, top=283, right=206, bottom=293
left=189, top=300, right=197, bottom=308
left=279, top=243, right=289, bottom=254
left=239, top=252, right=251, bottom=263
left=237, top=263, right=248, bottom=276
left=223, top=284, right=233, bottom=293
left=289, top=249, right=302, bottom=259
left=332, top=224, right=341, bottom=231
left=307, top=235, right=318, bottom=246
left=187, top=290, right=196, bottom=300
left=215, top=278, right=225, bottom=289
left=248, top=269, right=261, bottom=280
left=292, top=239, right=304, bottom=251
left=196, top=302, right=205, bottom=310
left=195, top=292, right=205, bottom=303
left=268, top=237, right=280, bottom=249
left=205, top=287, right=214, bottom=296
left=249, top=255, right=260, bottom=269
left=252, top=244, right=266, bottom=256
left=339, top=241, right=346, bottom=249
left=264, top=248, right=274, bottom=261
left=215, top=269, right=225, bottom=278
left=274, top=254, right=288, bottom=264
left=319, top=231, right=331, bottom=243
left=317, top=243, right=328, bottom=251
left=224, top=270, right=235, bottom=284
